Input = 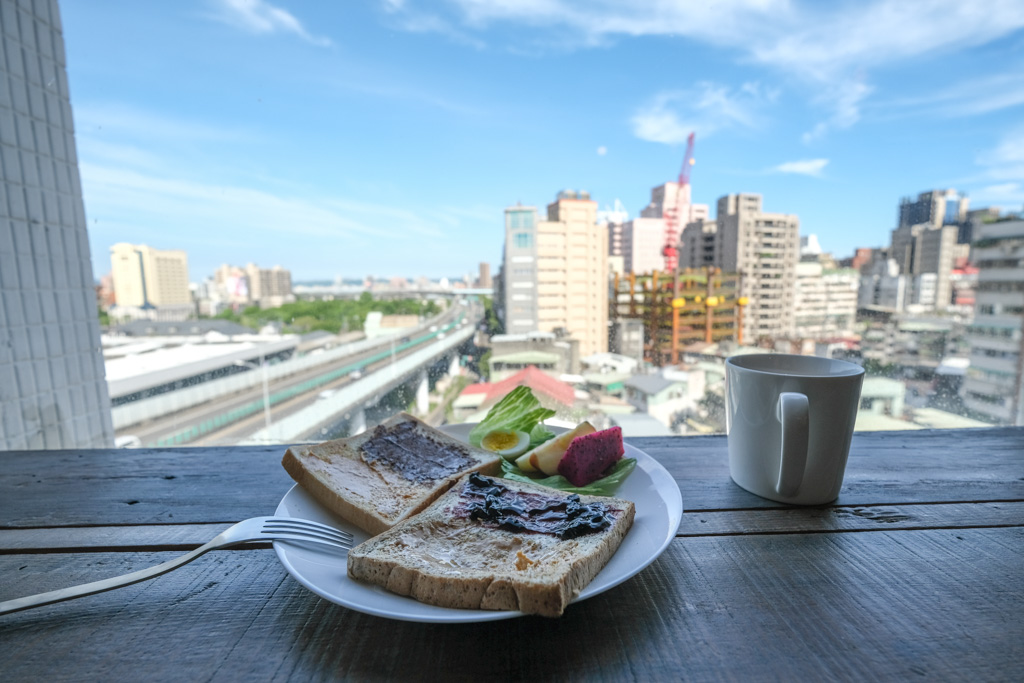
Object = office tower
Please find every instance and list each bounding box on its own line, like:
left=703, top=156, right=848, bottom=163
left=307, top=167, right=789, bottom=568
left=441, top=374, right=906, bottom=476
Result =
left=502, top=203, right=539, bottom=333
left=898, top=189, right=969, bottom=230
left=794, top=262, right=859, bottom=339
left=478, top=262, right=491, bottom=289
left=0, top=0, right=114, bottom=449
left=890, top=189, right=972, bottom=312
left=961, top=217, right=1024, bottom=425
left=502, top=191, right=609, bottom=356
left=679, top=193, right=800, bottom=342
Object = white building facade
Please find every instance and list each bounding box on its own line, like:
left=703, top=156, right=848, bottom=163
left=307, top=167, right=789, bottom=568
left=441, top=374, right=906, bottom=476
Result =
left=0, top=0, right=115, bottom=449
left=961, top=218, right=1024, bottom=425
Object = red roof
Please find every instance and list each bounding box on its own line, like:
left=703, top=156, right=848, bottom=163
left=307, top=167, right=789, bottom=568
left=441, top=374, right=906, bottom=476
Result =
left=460, top=366, right=576, bottom=408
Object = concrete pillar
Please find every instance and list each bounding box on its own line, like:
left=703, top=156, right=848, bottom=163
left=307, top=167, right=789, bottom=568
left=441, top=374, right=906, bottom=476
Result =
left=448, top=354, right=460, bottom=378
left=416, top=370, right=429, bottom=415
left=349, top=408, right=366, bottom=436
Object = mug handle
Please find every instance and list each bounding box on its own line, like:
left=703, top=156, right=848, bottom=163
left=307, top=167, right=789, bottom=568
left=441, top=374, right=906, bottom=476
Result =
left=776, top=392, right=809, bottom=497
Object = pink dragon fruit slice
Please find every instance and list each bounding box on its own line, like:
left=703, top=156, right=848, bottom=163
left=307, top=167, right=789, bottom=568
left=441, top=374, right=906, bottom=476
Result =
left=557, top=426, right=625, bottom=487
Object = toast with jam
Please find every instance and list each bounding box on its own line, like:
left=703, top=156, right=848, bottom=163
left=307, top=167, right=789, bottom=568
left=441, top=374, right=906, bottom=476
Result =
left=346, top=472, right=635, bottom=617
left=282, top=413, right=501, bottom=536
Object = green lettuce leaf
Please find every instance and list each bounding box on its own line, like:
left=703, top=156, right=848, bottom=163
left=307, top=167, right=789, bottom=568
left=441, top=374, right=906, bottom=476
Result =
left=499, top=457, right=637, bottom=497
left=468, top=386, right=556, bottom=448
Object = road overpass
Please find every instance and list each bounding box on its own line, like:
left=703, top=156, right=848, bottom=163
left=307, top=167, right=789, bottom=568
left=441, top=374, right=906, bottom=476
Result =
left=120, top=307, right=476, bottom=446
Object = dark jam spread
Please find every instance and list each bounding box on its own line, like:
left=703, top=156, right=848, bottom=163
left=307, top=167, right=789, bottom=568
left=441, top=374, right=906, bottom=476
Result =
left=460, top=473, right=614, bottom=540
left=360, top=421, right=475, bottom=483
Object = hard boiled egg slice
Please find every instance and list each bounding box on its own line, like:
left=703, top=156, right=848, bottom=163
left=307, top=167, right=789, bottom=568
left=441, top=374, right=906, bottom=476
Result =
left=481, top=429, right=531, bottom=460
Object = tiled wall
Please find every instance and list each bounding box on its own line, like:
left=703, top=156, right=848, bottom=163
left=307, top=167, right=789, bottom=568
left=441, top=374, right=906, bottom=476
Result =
left=0, top=0, right=114, bottom=449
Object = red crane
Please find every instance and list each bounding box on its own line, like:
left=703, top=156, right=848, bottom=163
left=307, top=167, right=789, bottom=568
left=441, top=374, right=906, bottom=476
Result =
left=661, top=132, right=696, bottom=273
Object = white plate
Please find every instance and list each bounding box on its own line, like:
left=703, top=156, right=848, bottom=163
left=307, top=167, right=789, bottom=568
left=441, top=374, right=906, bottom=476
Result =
left=273, top=424, right=683, bottom=623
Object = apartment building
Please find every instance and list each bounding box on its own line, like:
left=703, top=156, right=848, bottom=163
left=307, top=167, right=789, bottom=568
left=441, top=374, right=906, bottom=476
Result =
left=0, top=0, right=114, bottom=449
left=794, top=262, right=859, bottom=339
left=502, top=191, right=608, bottom=356
left=679, top=193, right=800, bottom=342
left=245, top=263, right=293, bottom=308
left=890, top=222, right=960, bottom=308
left=961, top=217, right=1024, bottom=425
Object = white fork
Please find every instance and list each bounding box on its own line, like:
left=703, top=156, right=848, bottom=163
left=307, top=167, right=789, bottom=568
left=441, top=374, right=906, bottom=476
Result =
left=0, top=517, right=354, bottom=616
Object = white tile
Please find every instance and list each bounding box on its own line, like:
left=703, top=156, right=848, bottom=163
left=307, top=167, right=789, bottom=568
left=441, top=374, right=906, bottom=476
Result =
left=32, top=118, right=49, bottom=157
left=0, top=217, right=13, bottom=252
left=17, top=8, right=36, bottom=51
left=0, top=360, right=17, bottom=402
left=26, top=315, right=45, bottom=353
left=16, top=251, right=34, bottom=288
left=24, top=185, right=42, bottom=221
left=2, top=142, right=22, bottom=178
left=33, top=357, right=50, bottom=392
left=1, top=3, right=19, bottom=39
left=19, top=149, right=38, bottom=186
left=0, top=107, right=17, bottom=144
left=11, top=220, right=30, bottom=253
left=23, top=48, right=40, bottom=86
left=1, top=401, right=25, bottom=448
left=3, top=290, right=24, bottom=325
left=6, top=182, right=25, bottom=218
left=0, top=249, right=19, bottom=288
left=5, top=38, right=23, bottom=79
left=14, top=358, right=35, bottom=395
left=15, top=110, right=33, bottom=148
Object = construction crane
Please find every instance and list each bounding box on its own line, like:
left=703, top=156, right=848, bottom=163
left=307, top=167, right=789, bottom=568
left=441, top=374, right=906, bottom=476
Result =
left=661, top=132, right=696, bottom=273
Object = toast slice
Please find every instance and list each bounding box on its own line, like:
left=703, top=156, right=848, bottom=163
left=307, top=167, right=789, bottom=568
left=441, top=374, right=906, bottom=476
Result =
left=347, top=473, right=636, bottom=617
left=282, top=413, right=501, bottom=536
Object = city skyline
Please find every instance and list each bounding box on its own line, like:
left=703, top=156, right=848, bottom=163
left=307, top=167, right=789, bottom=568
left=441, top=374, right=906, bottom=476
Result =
left=63, top=1, right=1024, bottom=280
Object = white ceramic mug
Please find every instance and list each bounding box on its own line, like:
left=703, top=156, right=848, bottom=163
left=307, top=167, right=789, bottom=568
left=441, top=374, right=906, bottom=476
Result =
left=725, top=354, right=864, bottom=505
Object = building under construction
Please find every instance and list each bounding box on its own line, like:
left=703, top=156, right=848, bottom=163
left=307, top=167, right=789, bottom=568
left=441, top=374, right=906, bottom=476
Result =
left=610, top=268, right=746, bottom=366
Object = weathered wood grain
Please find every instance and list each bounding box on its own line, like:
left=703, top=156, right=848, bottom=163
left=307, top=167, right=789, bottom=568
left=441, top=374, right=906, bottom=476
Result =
left=1, top=528, right=1021, bottom=682
left=3, top=501, right=1023, bottom=553
left=1, top=428, right=1021, bottom=529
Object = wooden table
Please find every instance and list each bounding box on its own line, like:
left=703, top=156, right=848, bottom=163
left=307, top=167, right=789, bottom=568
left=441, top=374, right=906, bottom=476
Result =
left=1, top=428, right=1022, bottom=681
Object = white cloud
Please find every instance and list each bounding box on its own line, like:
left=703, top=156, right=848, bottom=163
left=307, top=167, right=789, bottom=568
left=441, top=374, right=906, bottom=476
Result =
left=75, top=103, right=255, bottom=143
left=773, top=158, right=828, bottom=177
left=880, top=69, right=1024, bottom=119
left=966, top=128, right=1024, bottom=210
left=597, top=146, right=607, bottom=156
left=631, top=82, right=775, bottom=144
left=210, top=0, right=331, bottom=46
left=389, top=1, right=1024, bottom=138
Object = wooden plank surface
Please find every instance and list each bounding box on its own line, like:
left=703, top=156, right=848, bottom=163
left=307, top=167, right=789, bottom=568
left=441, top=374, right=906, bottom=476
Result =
left=1, top=528, right=1021, bottom=681
left=1, top=428, right=1022, bottom=529
left=3, top=501, right=1023, bottom=553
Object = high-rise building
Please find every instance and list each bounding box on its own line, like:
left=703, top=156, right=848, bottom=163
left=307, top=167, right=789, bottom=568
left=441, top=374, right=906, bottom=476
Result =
left=679, top=193, right=800, bottom=342
left=961, top=217, right=1024, bottom=425
left=478, top=262, right=491, bottom=289
left=110, top=243, right=190, bottom=312
left=0, top=0, right=114, bottom=449
left=640, top=181, right=709, bottom=226
left=502, top=203, right=539, bottom=333
left=794, top=262, right=859, bottom=339
left=898, top=189, right=969, bottom=230
left=624, top=182, right=709, bottom=274
left=892, top=192, right=962, bottom=309
left=502, top=191, right=608, bottom=356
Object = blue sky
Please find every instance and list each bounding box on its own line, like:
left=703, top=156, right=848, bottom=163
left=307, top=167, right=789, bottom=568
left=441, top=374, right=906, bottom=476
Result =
left=63, top=0, right=1024, bottom=281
